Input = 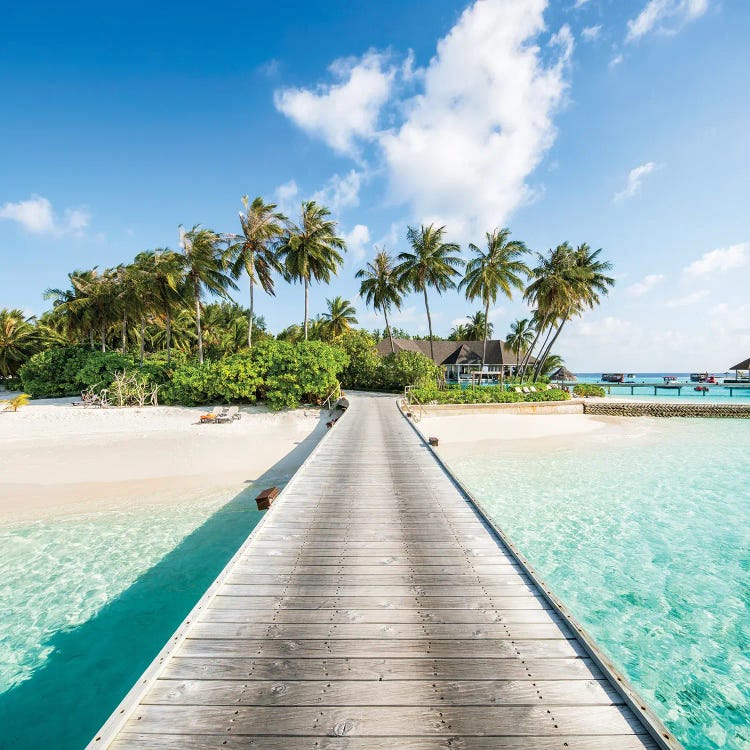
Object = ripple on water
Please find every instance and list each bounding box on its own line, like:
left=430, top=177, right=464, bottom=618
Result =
left=447, top=417, right=750, bottom=750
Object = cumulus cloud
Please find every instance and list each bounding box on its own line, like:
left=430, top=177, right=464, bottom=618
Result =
left=273, top=179, right=300, bottom=217
left=312, top=170, right=362, bottom=213
left=581, top=25, right=602, bottom=40
left=608, top=53, right=624, bottom=68
left=614, top=161, right=658, bottom=201
left=275, top=0, right=573, bottom=241
left=342, top=223, right=370, bottom=260
left=626, top=0, right=710, bottom=43
left=665, top=289, right=709, bottom=308
left=274, top=50, right=396, bottom=156
left=0, top=195, right=90, bottom=235
left=626, top=273, right=664, bottom=296
left=683, top=242, right=749, bottom=276
left=379, top=0, right=573, bottom=239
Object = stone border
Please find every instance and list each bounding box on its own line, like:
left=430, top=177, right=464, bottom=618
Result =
left=584, top=401, right=750, bottom=418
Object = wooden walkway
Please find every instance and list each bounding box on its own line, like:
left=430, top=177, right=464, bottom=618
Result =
left=92, top=393, right=676, bottom=749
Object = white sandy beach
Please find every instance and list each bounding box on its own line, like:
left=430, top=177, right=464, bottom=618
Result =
left=0, top=397, right=327, bottom=523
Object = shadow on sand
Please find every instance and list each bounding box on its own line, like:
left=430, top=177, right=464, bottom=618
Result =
left=0, top=416, right=327, bottom=749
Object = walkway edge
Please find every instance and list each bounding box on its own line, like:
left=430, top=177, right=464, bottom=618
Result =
left=85, top=406, right=346, bottom=749
left=397, top=397, right=683, bottom=750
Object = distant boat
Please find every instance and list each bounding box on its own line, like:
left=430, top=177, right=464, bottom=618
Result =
left=602, top=373, right=624, bottom=383
left=690, top=373, right=708, bottom=382
left=663, top=376, right=678, bottom=383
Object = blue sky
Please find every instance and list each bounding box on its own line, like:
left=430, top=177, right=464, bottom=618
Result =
left=1, top=0, right=748, bottom=370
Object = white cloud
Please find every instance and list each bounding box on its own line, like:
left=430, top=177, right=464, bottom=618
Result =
left=342, top=224, right=370, bottom=260
left=683, top=242, right=749, bottom=276
left=626, top=273, right=665, bottom=296
left=608, top=53, right=624, bottom=68
left=614, top=161, right=658, bottom=201
left=626, top=0, right=710, bottom=43
left=273, top=50, right=395, bottom=156
left=274, top=179, right=300, bottom=217
left=378, top=0, right=573, bottom=240
left=582, top=25, right=602, bottom=40
left=665, top=289, right=709, bottom=308
left=574, top=0, right=593, bottom=7
left=312, top=170, right=362, bottom=213
left=0, top=195, right=90, bottom=235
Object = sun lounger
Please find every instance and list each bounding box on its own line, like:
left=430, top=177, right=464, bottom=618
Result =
left=514, top=387, right=523, bottom=393
left=216, top=405, right=240, bottom=423
left=522, top=387, right=531, bottom=393
left=200, top=405, right=226, bottom=423
left=530, top=386, right=537, bottom=393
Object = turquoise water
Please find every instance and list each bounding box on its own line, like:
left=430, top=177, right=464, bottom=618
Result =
left=0, top=491, right=263, bottom=748
left=576, top=373, right=750, bottom=402
left=447, top=418, right=750, bottom=749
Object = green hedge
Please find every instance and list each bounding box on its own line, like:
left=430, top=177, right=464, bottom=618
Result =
left=19, top=346, right=134, bottom=398
left=573, top=383, right=606, bottom=398
left=410, top=384, right=571, bottom=405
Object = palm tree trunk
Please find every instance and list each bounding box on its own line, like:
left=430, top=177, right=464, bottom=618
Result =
left=248, top=275, right=254, bottom=349
left=100, top=323, right=106, bottom=352
left=89, top=329, right=94, bottom=350
left=304, top=278, right=309, bottom=341
left=423, top=287, right=434, bottom=362
left=383, top=305, right=395, bottom=354
left=534, top=317, right=569, bottom=380
left=166, top=309, right=172, bottom=365
left=121, top=312, right=127, bottom=354
left=530, top=324, right=556, bottom=381
left=194, top=278, right=203, bottom=364
left=520, top=323, right=545, bottom=380
left=139, top=316, right=145, bottom=366
left=481, top=299, right=489, bottom=370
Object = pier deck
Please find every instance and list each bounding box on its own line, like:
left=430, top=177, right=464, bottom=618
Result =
left=91, top=393, right=675, bottom=749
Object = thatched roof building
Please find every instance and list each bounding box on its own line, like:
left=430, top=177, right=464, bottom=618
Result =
left=551, top=366, right=576, bottom=381
left=730, top=357, right=750, bottom=371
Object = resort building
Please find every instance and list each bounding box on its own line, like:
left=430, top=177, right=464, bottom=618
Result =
left=376, top=338, right=534, bottom=381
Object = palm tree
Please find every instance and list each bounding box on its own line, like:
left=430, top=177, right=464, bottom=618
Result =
left=448, top=322, right=470, bottom=341
left=464, top=310, right=493, bottom=341
left=0, top=309, right=39, bottom=378
left=113, top=264, right=145, bottom=355
left=505, top=318, right=535, bottom=376
left=355, top=249, right=404, bottom=354
left=179, top=225, right=237, bottom=364
left=229, top=196, right=286, bottom=348
left=459, top=228, right=528, bottom=369
left=529, top=243, right=614, bottom=380
left=321, top=296, right=358, bottom=338
left=133, top=250, right=186, bottom=364
left=395, top=224, right=463, bottom=361
left=278, top=201, right=346, bottom=340
left=45, top=269, right=102, bottom=349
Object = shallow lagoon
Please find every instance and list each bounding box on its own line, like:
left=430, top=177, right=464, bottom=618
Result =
left=446, top=417, right=750, bottom=750
left=0, top=489, right=262, bottom=748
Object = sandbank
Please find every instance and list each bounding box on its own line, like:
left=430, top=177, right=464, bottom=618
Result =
left=0, top=399, right=327, bottom=524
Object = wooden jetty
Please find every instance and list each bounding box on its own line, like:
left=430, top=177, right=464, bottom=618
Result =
left=90, top=393, right=680, bottom=749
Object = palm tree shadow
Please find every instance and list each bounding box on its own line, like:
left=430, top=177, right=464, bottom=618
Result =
left=0, top=416, right=327, bottom=750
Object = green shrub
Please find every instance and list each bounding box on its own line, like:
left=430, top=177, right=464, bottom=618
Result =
left=161, top=361, right=217, bottom=405
left=379, top=350, right=442, bottom=392
left=19, top=346, right=133, bottom=398
left=410, top=384, right=571, bottom=405
left=573, top=383, right=606, bottom=398
left=251, top=340, right=348, bottom=410
left=336, top=330, right=382, bottom=390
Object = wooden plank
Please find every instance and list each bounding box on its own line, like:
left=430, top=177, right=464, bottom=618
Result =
left=121, top=704, right=649, bottom=736
left=178, top=638, right=585, bottom=659
left=144, top=678, right=623, bottom=706
left=112, top=733, right=657, bottom=749
left=219, top=584, right=537, bottom=597
left=201, top=607, right=561, bottom=625
left=162, top=656, right=605, bottom=682
left=187, top=621, right=572, bottom=640
left=225, top=573, right=532, bottom=586
left=210, top=595, right=551, bottom=610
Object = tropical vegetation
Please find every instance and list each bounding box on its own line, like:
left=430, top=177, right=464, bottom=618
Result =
left=1, top=194, right=615, bottom=407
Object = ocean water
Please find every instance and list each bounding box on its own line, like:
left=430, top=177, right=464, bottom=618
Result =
left=0, top=490, right=263, bottom=748
left=447, top=417, right=750, bottom=750
left=575, top=373, right=750, bottom=402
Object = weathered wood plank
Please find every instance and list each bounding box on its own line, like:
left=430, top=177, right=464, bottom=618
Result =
left=122, top=704, right=649, bottom=736
left=178, top=638, right=585, bottom=659
left=210, top=595, right=550, bottom=610
left=162, top=656, right=605, bottom=682
left=145, top=678, right=623, bottom=706
left=187, top=621, right=572, bottom=640
left=112, top=734, right=657, bottom=749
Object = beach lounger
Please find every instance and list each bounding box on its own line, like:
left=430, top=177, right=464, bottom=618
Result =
left=200, top=406, right=226, bottom=424
left=514, top=387, right=523, bottom=393
left=522, top=387, right=531, bottom=393
left=216, top=405, right=240, bottom=423
left=530, top=386, right=537, bottom=393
